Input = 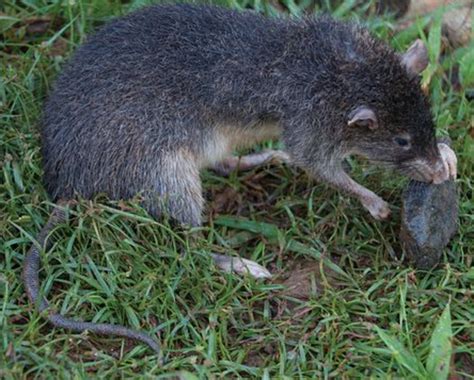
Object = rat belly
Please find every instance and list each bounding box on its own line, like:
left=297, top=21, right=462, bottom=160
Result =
left=199, top=122, right=282, bottom=168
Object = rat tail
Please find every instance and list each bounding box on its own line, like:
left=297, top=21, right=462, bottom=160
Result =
left=22, top=205, right=161, bottom=356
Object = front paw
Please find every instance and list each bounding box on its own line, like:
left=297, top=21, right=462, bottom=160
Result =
left=437, top=143, right=457, bottom=181
left=362, top=196, right=391, bottom=220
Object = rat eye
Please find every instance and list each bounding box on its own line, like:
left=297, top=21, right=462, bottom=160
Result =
left=394, top=137, right=410, bottom=147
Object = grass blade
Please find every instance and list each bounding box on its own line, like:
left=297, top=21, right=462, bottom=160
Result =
left=427, top=8, right=443, bottom=63
left=374, top=326, right=427, bottom=378
left=459, top=48, right=474, bottom=87
left=215, top=216, right=280, bottom=241
left=426, top=303, right=453, bottom=380
left=285, top=239, right=350, bottom=280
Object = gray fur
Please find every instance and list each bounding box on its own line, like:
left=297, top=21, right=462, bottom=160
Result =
left=42, top=4, right=441, bottom=225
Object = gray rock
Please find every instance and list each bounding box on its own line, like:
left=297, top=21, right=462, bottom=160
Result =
left=400, top=179, right=458, bottom=269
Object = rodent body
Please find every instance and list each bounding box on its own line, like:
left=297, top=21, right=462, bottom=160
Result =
left=26, top=4, right=457, bottom=355
left=42, top=4, right=450, bottom=223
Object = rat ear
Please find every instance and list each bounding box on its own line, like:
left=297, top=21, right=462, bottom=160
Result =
left=401, top=39, right=428, bottom=78
left=347, top=106, right=378, bottom=130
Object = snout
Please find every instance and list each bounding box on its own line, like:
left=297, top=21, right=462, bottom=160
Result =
left=404, top=143, right=457, bottom=184
left=403, top=157, right=449, bottom=184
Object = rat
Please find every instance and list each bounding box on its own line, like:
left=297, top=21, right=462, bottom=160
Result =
left=24, top=4, right=457, bottom=356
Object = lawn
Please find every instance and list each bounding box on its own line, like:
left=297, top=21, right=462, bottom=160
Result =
left=1, top=0, right=473, bottom=378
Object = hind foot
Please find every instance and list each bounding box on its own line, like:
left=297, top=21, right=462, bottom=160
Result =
left=210, top=253, right=272, bottom=279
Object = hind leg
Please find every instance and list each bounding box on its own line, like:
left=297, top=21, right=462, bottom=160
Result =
left=145, top=150, right=271, bottom=278
left=212, top=149, right=290, bottom=176
left=144, top=150, right=204, bottom=227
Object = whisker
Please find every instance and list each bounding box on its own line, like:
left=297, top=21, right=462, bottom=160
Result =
left=368, top=159, right=429, bottom=182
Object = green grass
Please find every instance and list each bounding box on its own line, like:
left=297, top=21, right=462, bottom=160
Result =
left=1, top=0, right=473, bottom=378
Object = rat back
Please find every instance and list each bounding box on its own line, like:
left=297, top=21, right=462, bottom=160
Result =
left=41, top=5, right=285, bottom=203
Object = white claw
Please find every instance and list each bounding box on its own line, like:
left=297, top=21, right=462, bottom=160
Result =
left=437, top=143, right=458, bottom=180
left=211, top=253, right=272, bottom=279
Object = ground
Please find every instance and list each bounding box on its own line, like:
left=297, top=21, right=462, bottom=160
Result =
left=1, top=0, right=473, bottom=378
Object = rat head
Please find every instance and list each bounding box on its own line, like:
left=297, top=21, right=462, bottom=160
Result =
left=344, top=40, right=448, bottom=184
